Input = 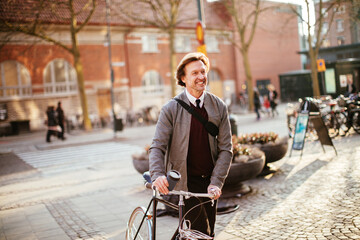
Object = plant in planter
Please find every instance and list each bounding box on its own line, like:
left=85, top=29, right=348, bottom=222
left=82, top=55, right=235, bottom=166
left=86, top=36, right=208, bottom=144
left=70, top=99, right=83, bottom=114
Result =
left=131, top=145, right=150, bottom=174
left=226, top=144, right=265, bottom=183
left=233, top=132, right=289, bottom=175
left=222, top=143, right=265, bottom=198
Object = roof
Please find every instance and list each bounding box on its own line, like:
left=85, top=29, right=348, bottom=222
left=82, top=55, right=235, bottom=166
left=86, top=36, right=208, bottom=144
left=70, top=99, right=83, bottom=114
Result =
left=0, top=0, right=231, bottom=30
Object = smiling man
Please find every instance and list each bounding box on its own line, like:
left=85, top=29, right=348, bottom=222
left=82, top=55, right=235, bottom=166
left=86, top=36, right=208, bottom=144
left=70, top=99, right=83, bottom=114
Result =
left=149, top=52, right=233, bottom=238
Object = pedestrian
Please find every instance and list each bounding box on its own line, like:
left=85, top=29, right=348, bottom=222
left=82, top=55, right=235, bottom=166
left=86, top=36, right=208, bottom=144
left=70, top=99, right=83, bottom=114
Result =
left=263, top=95, right=271, bottom=117
left=46, top=106, right=58, bottom=143
left=345, top=75, right=357, bottom=97
left=56, top=101, right=66, bottom=140
left=149, top=52, right=233, bottom=238
left=267, top=84, right=278, bottom=117
left=254, top=88, right=261, bottom=120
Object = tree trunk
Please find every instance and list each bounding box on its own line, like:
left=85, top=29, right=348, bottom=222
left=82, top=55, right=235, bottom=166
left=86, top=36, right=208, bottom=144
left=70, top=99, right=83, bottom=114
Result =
left=308, top=41, right=321, bottom=97
left=310, top=57, right=321, bottom=97
left=169, top=28, right=177, bottom=97
left=71, top=30, right=92, bottom=131
left=73, top=51, right=92, bottom=131
left=242, top=48, right=254, bottom=111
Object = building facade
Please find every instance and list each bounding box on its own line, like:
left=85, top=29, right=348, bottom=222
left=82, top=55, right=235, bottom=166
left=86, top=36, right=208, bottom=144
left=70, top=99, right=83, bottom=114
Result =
left=0, top=0, right=302, bottom=133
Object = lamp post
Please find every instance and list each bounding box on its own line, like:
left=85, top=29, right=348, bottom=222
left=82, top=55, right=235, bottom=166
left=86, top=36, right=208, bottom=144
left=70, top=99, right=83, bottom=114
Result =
left=196, top=0, right=206, bottom=55
left=196, top=0, right=205, bottom=25
left=105, top=0, right=116, bottom=136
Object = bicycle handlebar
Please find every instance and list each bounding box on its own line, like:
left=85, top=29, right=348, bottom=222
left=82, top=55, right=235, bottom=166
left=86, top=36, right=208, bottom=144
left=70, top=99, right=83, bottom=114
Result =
left=144, top=182, right=215, bottom=199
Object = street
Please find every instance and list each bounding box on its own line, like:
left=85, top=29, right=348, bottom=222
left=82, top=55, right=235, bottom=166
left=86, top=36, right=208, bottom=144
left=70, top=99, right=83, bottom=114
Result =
left=1, top=103, right=360, bottom=240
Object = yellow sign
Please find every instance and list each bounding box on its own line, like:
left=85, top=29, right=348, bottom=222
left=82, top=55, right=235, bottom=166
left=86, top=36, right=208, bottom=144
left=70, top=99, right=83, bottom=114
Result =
left=196, top=21, right=204, bottom=45
left=197, top=44, right=207, bottom=55
left=317, top=59, right=326, bottom=72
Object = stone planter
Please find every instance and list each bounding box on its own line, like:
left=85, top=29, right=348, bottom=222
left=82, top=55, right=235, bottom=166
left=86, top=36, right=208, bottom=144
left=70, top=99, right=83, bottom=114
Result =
left=132, top=152, right=149, bottom=174
left=255, top=136, right=289, bottom=164
left=254, top=136, right=289, bottom=176
left=222, top=147, right=265, bottom=198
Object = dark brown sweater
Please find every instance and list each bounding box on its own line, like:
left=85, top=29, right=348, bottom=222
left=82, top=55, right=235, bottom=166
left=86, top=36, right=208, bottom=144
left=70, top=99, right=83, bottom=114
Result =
left=187, top=104, right=214, bottom=177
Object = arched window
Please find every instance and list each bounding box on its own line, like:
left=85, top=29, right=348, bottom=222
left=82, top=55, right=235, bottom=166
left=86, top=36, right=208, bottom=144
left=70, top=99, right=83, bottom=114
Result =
left=0, top=60, right=32, bottom=98
left=43, top=59, right=77, bottom=95
left=141, top=70, right=164, bottom=95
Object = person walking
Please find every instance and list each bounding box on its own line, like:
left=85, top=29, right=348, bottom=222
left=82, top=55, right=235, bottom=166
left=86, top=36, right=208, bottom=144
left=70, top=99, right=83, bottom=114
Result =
left=149, top=52, right=233, bottom=238
left=254, top=88, right=261, bottom=120
left=46, top=106, right=58, bottom=143
left=56, top=101, right=66, bottom=140
left=267, top=84, right=278, bottom=117
left=263, top=95, right=271, bottom=117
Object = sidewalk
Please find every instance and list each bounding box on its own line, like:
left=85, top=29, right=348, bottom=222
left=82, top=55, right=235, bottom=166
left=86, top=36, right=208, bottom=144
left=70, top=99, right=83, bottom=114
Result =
left=1, top=104, right=360, bottom=239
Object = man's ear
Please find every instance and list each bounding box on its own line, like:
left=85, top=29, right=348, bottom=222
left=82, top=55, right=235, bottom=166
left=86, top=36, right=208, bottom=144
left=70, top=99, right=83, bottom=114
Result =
left=181, top=76, right=186, bottom=86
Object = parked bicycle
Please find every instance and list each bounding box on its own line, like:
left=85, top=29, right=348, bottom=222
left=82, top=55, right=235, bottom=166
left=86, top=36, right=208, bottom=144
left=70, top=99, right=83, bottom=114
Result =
left=126, top=171, right=215, bottom=240
left=322, top=97, right=348, bottom=138
left=341, top=98, right=360, bottom=135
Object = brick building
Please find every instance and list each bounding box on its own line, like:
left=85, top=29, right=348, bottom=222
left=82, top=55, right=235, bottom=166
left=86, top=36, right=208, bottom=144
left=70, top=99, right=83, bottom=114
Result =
left=0, top=0, right=302, bottom=133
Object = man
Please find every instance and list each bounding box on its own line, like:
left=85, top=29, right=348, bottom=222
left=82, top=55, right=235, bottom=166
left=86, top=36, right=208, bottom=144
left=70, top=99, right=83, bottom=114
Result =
left=149, top=52, right=233, bottom=237
left=56, top=101, right=66, bottom=140
left=346, top=75, right=357, bottom=97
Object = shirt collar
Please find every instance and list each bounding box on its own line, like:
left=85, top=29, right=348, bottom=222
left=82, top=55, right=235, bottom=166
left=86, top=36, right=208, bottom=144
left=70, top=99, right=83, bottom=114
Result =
left=185, top=89, right=205, bottom=108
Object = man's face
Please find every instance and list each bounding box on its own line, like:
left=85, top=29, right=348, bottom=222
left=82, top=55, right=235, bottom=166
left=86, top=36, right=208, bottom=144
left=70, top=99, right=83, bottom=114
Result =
left=181, top=60, right=207, bottom=98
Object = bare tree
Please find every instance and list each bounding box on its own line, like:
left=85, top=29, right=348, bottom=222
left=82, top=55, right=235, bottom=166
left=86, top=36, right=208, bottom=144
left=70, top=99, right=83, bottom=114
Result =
left=214, top=0, right=271, bottom=111
left=289, top=0, right=342, bottom=97
left=117, top=0, right=195, bottom=97
left=0, top=0, right=97, bottom=131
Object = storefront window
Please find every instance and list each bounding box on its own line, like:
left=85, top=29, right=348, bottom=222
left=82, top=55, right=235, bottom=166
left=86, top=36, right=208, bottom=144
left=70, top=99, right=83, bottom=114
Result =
left=0, top=60, right=31, bottom=98
left=43, top=59, right=77, bottom=95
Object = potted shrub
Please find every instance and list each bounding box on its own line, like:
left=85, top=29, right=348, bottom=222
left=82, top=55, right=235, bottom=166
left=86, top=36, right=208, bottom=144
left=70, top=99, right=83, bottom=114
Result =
left=233, top=132, right=289, bottom=175
left=131, top=145, right=150, bottom=174
left=222, top=142, right=265, bottom=198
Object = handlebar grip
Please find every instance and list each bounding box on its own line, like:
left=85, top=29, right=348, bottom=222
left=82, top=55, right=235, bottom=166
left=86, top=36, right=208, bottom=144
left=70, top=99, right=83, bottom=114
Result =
left=145, top=182, right=152, bottom=189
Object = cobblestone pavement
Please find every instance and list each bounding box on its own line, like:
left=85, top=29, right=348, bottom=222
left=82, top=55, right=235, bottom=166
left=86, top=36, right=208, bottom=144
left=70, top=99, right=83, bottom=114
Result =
left=215, top=135, right=360, bottom=240
left=1, top=104, right=360, bottom=240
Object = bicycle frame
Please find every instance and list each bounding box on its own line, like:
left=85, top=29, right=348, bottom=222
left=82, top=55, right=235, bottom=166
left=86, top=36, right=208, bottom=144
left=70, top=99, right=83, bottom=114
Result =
left=133, top=188, right=179, bottom=240
left=131, top=187, right=214, bottom=240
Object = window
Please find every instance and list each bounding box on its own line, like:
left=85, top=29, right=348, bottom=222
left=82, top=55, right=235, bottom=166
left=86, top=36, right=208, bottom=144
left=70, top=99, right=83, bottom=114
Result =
left=141, top=70, right=164, bottom=95
left=322, top=38, right=330, bottom=47
left=175, top=35, right=191, bottom=53
left=321, top=8, right=328, bottom=18
left=43, top=59, right=77, bottom=95
left=205, top=35, right=219, bottom=53
left=142, top=35, right=158, bottom=53
left=322, top=22, right=328, bottom=35
left=0, top=60, right=32, bottom=98
left=334, top=5, right=346, bottom=14
left=336, top=19, right=344, bottom=32
left=337, top=36, right=345, bottom=45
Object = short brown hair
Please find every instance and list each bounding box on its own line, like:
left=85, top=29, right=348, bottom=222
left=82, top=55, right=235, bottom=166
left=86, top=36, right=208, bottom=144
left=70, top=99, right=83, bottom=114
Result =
left=175, top=52, right=210, bottom=87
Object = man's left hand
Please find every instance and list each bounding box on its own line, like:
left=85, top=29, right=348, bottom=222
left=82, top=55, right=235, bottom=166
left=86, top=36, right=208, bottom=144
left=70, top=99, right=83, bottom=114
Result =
left=207, top=185, right=221, bottom=200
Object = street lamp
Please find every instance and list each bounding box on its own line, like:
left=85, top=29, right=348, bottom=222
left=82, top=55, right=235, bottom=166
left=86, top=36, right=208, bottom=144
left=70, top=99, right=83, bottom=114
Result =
left=105, top=0, right=116, bottom=136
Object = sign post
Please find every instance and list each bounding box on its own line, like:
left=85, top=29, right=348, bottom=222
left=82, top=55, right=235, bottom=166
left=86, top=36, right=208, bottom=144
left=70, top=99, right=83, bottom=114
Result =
left=290, top=100, right=337, bottom=157
left=196, top=21, right=207, bottom=55
left=317, top=59, right=326, bottom=94
left=290, top=112, right=309, bottom=157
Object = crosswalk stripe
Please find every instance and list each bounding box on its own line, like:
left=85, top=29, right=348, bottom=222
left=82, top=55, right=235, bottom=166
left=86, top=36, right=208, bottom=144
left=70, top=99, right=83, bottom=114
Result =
left=17, top=142, right=144, bottom=172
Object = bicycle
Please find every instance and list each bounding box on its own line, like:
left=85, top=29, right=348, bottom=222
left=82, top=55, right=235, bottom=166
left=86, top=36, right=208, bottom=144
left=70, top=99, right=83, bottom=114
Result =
left=341, top=99, right=360, bottom=135
left=126, top=171, right=215, bottom=240
left=322, top=99, right=348, bottom=138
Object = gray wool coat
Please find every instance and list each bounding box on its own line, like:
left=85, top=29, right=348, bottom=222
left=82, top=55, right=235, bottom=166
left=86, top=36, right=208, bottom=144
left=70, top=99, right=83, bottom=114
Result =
left=149, top=90, right=233, bottom=191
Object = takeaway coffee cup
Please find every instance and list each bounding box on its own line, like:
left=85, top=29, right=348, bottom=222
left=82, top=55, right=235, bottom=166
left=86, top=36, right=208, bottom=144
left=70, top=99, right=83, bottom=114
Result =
left=167, top=170, right=181, bottom=191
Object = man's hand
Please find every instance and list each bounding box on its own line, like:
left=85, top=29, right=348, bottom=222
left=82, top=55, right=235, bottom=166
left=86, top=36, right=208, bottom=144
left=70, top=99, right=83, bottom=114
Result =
left=207, top=185, right=221, bottom=200
left=153, top=175, right=169, bottom=194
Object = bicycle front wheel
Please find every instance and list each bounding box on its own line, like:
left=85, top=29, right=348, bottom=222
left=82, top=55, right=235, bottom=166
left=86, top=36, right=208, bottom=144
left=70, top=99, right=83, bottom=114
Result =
left=126, top=206, right=153, bottom=240
left=337, top=112, right=349, bottom=135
